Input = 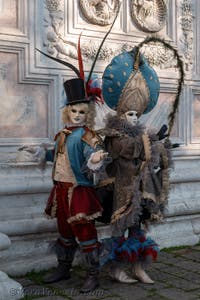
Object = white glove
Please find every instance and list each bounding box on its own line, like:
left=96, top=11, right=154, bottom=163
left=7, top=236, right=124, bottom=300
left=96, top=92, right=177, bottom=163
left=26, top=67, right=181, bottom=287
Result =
left=16, top=145, right=46, bottom=166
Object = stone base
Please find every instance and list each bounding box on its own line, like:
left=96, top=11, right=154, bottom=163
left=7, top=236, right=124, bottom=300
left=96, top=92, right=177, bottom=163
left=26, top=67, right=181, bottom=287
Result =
left=0, top=233, right=11, bottom=251
left=0, top=216, right=200, bottom=277
left=0, top=159, right=200, bottom=276
left=0, top=271, right=23, bottom=300
left=0, top=231, right=58, bottom=277
left=149, top=215, right=200, bottom=249
left=0, top=224, right=111, bottom=277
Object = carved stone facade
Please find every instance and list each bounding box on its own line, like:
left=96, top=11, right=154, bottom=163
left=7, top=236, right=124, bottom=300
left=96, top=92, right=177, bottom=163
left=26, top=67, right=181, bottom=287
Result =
left=0, top=0, right=200, bottom=276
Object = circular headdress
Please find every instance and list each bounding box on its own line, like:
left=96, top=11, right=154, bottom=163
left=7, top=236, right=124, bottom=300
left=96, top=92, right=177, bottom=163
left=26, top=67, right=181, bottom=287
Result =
left=102, top=48, right=160, bottom=117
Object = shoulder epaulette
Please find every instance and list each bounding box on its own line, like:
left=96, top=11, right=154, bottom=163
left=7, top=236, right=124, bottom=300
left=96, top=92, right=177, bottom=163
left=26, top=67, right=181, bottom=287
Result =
left=81, top=129, right=101, bottom=149
left=54, top=128, right=72, bottom=141
left=54, top=129, right=72, bottom=154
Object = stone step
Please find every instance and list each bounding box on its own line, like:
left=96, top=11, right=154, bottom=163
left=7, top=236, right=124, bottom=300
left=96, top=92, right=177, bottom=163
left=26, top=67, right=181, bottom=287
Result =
left=0, top=232, right=57, bottom=261
left=0, top=224, right=111, bottom=277
left=1, top=253, right=57, bottom=277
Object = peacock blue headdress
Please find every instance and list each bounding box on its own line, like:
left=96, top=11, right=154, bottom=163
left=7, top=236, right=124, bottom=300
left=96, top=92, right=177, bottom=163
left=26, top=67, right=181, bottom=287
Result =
left=102, top=36, right=184, bottom=135
left=102, top=48, right=160, bottom=117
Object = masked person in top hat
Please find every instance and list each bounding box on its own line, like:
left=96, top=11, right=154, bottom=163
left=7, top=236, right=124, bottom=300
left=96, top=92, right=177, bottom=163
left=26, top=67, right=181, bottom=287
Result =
left=98, top=47, right=172, bottom=284
left=38, top=77, right=108, bottom=293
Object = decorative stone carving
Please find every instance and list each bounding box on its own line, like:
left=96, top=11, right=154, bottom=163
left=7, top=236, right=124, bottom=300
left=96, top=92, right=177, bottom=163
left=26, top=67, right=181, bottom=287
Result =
left=45, top=0, right=60, bottom=11
left=43, top=0, right=121, bottom=62
left=141, top=43, right=178, bottom=70
left=130, top=0, right=167, bottom=33
left=79, top=0, right=120, bottom=26
left=81, top=40, right=117, bottom=61
left=43, top=0, right=78, bottom=59
left=179, top=0, right=194, bottom=72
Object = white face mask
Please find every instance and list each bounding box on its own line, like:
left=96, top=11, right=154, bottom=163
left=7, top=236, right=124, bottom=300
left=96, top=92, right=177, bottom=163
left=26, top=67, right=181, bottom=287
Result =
left=68, top=103, right=89, bottom=125
left=124, top=110, right=138, bottom=125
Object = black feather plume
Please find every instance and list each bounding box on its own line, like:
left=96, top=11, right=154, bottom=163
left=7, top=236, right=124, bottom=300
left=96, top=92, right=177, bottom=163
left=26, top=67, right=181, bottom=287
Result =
left=36, top=48, right=80, bottom=78
left=86, top=2, right=122, bottom=84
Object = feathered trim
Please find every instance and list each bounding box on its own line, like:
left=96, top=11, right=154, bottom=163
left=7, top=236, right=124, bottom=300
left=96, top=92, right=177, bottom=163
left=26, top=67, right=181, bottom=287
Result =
left=140, top=133, right=151, bottom=172
left=116, top=236, right=158, bottom=263
left=67, top=211, right=102, bottom=224
left=46, top=238, right=77, bottom=261
left=99, top=230, right=159, bottom=266
left=111, top=176, right=143, bottom=234
left=104, top=115, right=145, bottom=138
left=85, top=101, right=96, bottom=129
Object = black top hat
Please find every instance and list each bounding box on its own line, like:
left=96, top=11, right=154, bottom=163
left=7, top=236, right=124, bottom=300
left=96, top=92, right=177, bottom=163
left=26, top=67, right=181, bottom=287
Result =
left=63, top=78, right=91, bottom=105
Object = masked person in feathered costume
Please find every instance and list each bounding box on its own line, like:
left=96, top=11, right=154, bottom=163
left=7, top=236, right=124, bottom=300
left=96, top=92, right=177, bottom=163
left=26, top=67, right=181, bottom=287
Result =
left=98, top=45, right=178, bottom=284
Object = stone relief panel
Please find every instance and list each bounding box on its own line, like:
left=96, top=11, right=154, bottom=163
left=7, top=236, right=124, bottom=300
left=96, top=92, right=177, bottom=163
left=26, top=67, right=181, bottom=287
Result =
left=192, top=96, right=200, bottom=139
left=41, top=0, right=182, bottom=71
left=0, top=53, right=49, bottom=139
left=130, top=0, right=167, bottom=33
left=44, top=0, right=78, bottom=59
left=178, top=0, right=194, bottom=72
left=42, top=0, right=123, bottom=63
left=0, top=0, right=17, bottom=28
left=43, top=0, right=118, bottom=62
left=79, top=0, right=120, bottom=26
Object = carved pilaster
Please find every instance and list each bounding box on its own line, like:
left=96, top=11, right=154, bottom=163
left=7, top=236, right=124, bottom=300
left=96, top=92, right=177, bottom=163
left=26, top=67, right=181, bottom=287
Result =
left=179, top=0, right=194, bottom=72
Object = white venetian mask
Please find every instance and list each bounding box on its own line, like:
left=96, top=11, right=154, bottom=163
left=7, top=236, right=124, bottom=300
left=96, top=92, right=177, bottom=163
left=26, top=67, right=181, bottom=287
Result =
left=124, top=110, right=138, bottom=126
left=68, top=103, right=89, bottom=125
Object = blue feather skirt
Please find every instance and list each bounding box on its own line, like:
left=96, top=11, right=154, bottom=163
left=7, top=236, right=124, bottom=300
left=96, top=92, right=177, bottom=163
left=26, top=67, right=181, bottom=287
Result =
left=99, top=228, right=159, bottom=267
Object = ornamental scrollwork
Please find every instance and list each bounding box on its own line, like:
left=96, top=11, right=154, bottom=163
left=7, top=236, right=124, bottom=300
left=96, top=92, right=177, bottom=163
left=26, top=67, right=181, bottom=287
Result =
left=130, top=0, right=167, bottom=33
left=141, top=43, right=178, bottom=70
left=43, top=0, right=78, bottom=59
left=79, top=0, right=120, bottom=26
left=81, top=41, right=118, bottom=62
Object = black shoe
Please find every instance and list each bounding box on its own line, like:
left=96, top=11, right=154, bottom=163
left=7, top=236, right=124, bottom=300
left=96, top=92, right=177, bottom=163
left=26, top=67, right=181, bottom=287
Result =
left=43, top=264, right=71, bottom=283
left=80, top=275, right=99, bottom=293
